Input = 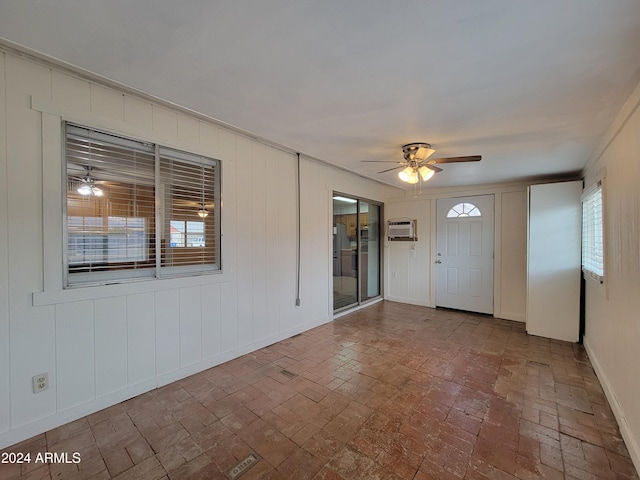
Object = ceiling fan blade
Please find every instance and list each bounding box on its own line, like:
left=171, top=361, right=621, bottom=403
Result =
left=430, top=155, right=482, bottom=164
left=377, top=165, right=406, bottom=174
left=361, top=160, right=405, bottom=164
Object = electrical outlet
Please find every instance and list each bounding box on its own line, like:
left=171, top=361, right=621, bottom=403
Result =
left=32, top=373, right=48, bottom=393
left=391, top=272, right=398, bottom=279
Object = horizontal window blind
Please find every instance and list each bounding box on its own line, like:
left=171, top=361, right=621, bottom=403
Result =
left=581, top=182, right=604, bottom=282
left=66, top=124, right=156, bottom=285
left=159, top=147, right=220, bottom=276
left=64, top=123, right=222, bottom=287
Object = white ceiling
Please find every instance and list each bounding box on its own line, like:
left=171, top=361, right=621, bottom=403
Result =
left=2, top=0, right=640, bottom=189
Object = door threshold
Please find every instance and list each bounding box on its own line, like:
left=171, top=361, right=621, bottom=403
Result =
left=435, top=306, right=494, bottom=317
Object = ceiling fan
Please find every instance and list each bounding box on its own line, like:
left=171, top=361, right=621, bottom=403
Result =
left=364, top=143, right=481, bottom=184
left=68, top=165, right=105, bottom=196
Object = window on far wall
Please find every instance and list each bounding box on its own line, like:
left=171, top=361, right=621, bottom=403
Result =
left=446, top=202, right=482, bottom=218
left=581, top=181, right=604, bottom=283
left=64, top=123, right=221, bottom=287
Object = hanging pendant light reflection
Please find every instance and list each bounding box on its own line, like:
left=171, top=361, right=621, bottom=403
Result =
left=77, top=181, right=103, bottom=196
left=77, top=165, right=104, bottom=196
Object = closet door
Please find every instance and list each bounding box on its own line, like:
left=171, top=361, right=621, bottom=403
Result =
left=526, top=181, right=582, bottom=342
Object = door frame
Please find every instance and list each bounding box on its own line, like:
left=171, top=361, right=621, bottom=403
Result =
left=431, top=193, right=498, bottom=316
left=331, top=191, right=384, bottom=314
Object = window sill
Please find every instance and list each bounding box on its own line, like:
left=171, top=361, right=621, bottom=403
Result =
left=583, top=269, right=604, bottom=285
left=32, top=270, right=234, bottom=306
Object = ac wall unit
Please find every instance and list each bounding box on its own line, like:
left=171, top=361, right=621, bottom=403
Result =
left=387, top=220, right=417, bottom=241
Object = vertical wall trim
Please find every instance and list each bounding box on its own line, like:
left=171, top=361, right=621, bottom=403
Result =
left=41, top=113, right=63, bottom=291
left=429, top=199, right=437, bottom=307
left=0, top=50, right=10, bottom=434
left=295, top=153, right=301, bottom=307
left=493, top=193, right=503, bottom=319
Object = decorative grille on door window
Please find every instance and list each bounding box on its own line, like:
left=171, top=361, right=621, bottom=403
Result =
left=446, top=202, right=481, bottom=218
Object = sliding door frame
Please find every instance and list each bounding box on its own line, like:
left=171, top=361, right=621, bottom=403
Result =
left=332, top=192, right=383, bottom=313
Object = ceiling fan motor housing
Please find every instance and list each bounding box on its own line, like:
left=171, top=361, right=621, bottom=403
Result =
left=402, top=143, right=435, bottom=163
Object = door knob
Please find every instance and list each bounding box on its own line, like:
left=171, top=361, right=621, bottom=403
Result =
left=435, top=260, right=442, bottom=264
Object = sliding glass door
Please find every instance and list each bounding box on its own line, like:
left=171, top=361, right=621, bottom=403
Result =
left=360, top=201, right=381, bottom=302
left=332, top=194, right=382, bottom=312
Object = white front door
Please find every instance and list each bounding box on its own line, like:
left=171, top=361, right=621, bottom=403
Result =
left=436, top=195, right=494, bottom=314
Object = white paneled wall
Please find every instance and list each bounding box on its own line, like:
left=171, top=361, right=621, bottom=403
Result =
left=55, top=301, right=95, bottom=411
left=0, top=52, right=9, bottom=437
left=582, top=80, right=640, bottom=471
left=95, top=297, right=128, bottom=397
left=0, top=50, right=389, bottom=449
left=385, top=199, right=432, bottom=305
left=499, top=191, right=527, bottom=322
left=385, top=186, right=528, bottom=321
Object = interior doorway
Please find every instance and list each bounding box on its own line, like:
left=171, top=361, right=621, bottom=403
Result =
left=435, top=195, right=495, bottom=314
left=332, top=194, right=382, bottom=312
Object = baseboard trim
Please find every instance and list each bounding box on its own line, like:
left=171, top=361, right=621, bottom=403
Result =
left=0, top=316, right=333, bottom=451
left=584, top=337, right=640, bottom=476
left=498, top=311, right=525, bottom=323
left=383, top=295, right=432, bottom=307
left=0, top=380, right=156, bottom=450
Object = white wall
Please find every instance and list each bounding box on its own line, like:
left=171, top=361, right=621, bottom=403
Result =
left=0, top=50, right=390, bottom=449
left=384, top=185, right=528, bottom=321
left=582, top=79, right=640, bottom=471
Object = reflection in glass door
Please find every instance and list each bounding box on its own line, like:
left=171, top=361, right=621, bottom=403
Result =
left=360, top=202, right=380, bottom=302
left=332, top=194, right=382, bottom=312
left=333, top=196, right=358, bottom=310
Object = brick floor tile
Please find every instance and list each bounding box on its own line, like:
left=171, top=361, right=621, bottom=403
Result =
left=2, top=301, right=638, bottom=480
left=275, top=447, right=324, bottom=479
left=303, top=429, right=346, bottom=463
left=376, top=435, right=423, bottom=479
left=328, top=445, right=376, bottom=480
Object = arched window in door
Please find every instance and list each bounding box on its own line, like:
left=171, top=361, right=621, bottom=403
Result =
left=446, top=202, right=482, bottom=218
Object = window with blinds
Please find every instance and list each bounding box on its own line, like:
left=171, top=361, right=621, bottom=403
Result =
left=159, top=147, right=220, bottom=276
left=581, top=181, right=604, bottom=283
left=64, top=123, right=221, bottom=286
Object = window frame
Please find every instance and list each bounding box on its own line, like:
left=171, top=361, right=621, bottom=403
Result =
left=581, top=180, right=604, bottom=284
left=63, top=122, right=222, bottom=288
left=158, top=146, right=221, bottom=278
left=446, top=202, right=482, bottom=218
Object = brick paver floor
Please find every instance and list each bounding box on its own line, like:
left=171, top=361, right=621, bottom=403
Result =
left=1, top=301, right=637, bottom=479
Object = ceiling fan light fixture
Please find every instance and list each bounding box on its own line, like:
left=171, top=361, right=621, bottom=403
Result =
left=198, top=207, right=209, bottom=218
left=398, top=166, right=414, bottom=182
left=398, top=168, right=418, bottom=184
left=92, top=186, right=104, bottom=196
left=368, top=142, right=480, bottom=184
left=418, top=165, right=435, bottom=182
